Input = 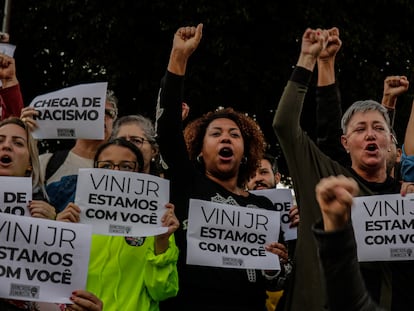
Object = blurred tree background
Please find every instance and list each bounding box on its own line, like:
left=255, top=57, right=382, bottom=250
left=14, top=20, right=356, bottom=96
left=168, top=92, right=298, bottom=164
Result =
left=2, top=0, right=414, bottom=182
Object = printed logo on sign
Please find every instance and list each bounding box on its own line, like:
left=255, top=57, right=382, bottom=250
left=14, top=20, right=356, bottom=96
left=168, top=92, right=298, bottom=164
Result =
left=109, top=224, right=131, bottom=234
left=9, top=283, right=40, bottom=299
left=390, top=248, right=414, bottom=258
left=57, top=128, right=76, bottom=137
left=222, top=257, right=244, bottom=267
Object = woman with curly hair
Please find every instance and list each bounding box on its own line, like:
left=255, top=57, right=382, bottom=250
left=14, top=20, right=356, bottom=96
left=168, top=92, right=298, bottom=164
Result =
left=183, top=107, right=266, bottom=188
left=156, top=24, right=288, bottom=311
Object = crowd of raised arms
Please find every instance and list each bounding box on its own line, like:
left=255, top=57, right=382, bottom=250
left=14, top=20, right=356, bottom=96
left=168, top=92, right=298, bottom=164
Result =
left=1, top=24, right=414, bottom=311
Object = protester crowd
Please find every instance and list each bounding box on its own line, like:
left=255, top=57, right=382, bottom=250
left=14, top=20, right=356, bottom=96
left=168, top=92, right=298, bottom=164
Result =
left=1, top=23, right=414, bottom=311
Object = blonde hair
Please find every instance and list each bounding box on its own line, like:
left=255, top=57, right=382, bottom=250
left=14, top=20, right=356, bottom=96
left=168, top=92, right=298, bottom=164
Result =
left=0, top=117, right=46, bottom=196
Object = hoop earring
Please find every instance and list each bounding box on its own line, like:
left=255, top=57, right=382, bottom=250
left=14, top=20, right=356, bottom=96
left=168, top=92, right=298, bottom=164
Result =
left=196, top=155, right=203, bottom=163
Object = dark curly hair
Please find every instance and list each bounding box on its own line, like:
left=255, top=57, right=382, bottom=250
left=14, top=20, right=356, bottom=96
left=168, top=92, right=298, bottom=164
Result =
left=183, top=107, right=265, bottom=187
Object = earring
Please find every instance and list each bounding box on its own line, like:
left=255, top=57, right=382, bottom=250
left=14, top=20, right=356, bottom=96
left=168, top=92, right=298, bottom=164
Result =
left=241, top=156, right=247, bottom=165
left=159, top=154, right=169, bottom=170
left=151, top=157, right=156, bottom=162
left=196, top=155, right=203, bottom=163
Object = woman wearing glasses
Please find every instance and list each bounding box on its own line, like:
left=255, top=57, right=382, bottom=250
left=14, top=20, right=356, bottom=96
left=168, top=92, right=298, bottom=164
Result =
left=58, top=138, right=180, bottom=311
left=111, top=115, right=163, bottom=176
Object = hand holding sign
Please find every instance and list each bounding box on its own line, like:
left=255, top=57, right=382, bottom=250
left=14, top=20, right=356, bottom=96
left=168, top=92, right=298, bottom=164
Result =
left=75, top=168, right=170, bottom=237
left=29, top=82, right=108, bottom=139
left=0, top=214, right=92, bottom=304
left=57, top=203, right=81, bottom=223
left=187, top=199, right=281, bottom=270
left=155, top=202, right=180, bottom=254
left=28, top=200, right=57, bottom=220
left=20, top=106, right=39, bottom=132
left=264, top=241, right=289, bottom=264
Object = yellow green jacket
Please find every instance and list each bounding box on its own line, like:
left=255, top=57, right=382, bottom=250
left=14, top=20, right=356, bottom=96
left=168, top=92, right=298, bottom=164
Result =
left=86, top=234, right=179, bottom=311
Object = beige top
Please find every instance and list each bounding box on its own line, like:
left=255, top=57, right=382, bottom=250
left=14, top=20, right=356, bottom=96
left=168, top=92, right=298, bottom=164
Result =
left=39, top=151, right=93, bottom=184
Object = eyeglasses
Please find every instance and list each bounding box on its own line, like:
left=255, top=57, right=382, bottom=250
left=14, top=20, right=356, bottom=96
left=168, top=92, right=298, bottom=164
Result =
left=105, top=109, right=117, bottom=119
left=95, top=160, right=138, bottom=172
left=121, top=136, right=150, bottom=147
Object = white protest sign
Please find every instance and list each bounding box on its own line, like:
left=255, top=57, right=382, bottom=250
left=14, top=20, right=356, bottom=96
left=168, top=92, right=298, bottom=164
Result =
left=187, top=199, right=281, bottom=270
left=352, top=193, right=414, bottom=262
left=0, top=43, right=16, bottom=56
left=250, top=188, right=297, bottom=241
left=0, top=213, right=92, bottom=304
left=0, top=176, right=31, bottom=216
left=30, top=82, right=107, bottom=139
left=75, top=168, right=169, bottom=236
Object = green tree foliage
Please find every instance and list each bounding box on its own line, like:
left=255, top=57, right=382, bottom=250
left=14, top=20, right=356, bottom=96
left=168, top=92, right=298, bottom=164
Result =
left=3, top=0, right=414, bottom=176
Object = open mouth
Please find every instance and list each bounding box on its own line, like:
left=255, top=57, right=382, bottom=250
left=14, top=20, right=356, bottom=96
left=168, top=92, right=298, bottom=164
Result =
left=219, top=147, right=233, bottom=158
left=0, top=155, right=11, bottom=164
left=366, top=144, right=378, bottom=152
left=255, top=182, right=268, bottom=189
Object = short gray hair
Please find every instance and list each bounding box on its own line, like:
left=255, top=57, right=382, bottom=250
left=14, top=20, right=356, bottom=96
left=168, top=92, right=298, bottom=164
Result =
left=112, top=114, right=162, bottom=176
left=341, top=100, right=391, bottom=134
left=112, top=114, right=158, bottom=146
